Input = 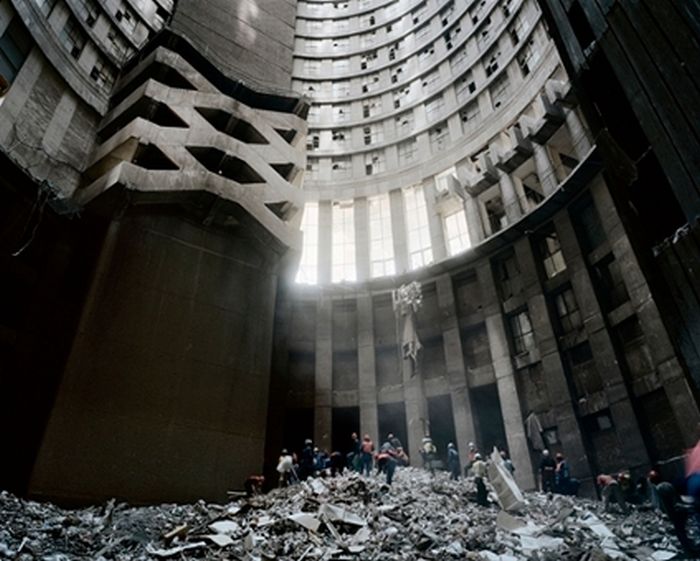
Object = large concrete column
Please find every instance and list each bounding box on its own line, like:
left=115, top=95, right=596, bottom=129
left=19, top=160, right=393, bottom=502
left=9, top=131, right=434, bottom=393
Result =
left=424, top=180, right=448, bottom=262
left=389, top=188, right=409, bottom=274
left=29, top=208, right=287, bottom=504
left=464, top=195, right=484, bottom=245
left=357, top=294, right=379, bottom=439
left=564, top=107, right=592, bottom=159
left=402, top=355, right=429, bottom=464
left=554, top=210, right=651, bottom=469
left=590, top=178, right=700, bottom=446
left=498, top=170, right=523, bottom=224
left=314, top=297, right=333, bottom=452
left=318, top=201, right=333, bottom=285
left=532, top=142, right=558, bottom=196
left=436, top=274, right=477, bottom=467
left=354, top=197, right=370, bottom=282
left=513, top=237, right=592, bottom=483
left=477, top=262, right=537, bottom=490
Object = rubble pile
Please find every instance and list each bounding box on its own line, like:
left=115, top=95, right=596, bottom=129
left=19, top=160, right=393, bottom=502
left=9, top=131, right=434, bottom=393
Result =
left=0, top=469, right=686, bottom=561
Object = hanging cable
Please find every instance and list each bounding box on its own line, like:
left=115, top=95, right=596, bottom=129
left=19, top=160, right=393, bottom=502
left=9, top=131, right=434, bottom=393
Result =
left=11, top=188, right=49, bottom=257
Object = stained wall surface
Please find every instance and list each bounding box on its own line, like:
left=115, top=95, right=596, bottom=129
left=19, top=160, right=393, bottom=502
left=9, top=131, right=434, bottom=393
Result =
left=170, top=0, right=298, bottom=93
left=29, top=210, right=281, bottom=504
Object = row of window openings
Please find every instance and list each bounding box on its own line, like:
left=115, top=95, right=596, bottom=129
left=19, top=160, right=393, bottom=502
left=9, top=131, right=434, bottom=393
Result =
left=296, top=192, right=471, bottom=283
left=300, top=0, right=460, bottom=45
left=301, top=0, right=508, bottom=54
left=304, top=83, right=495, bottom=157
left=508, top=286, right=583, bottom=356
left=307, top=126, right=448, bottom=170
left=300, top=31, right=539, bottom=112
left=37, top=0, right=140, bottom=36
left=305, top=110, right=482, bottom=177
left=299, top=1, right=531, bottom=78
left=0, top=13, right=118, bottom=92
left=35, top=0, right=138, bottom=65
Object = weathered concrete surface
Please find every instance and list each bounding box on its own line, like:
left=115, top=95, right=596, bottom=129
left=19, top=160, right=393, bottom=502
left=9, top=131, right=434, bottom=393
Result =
left=29, top=209, right=283, bottom=504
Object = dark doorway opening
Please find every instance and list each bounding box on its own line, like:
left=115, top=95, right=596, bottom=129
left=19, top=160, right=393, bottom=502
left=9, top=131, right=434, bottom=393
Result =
left=282, top=407, right=314, bottom=457
left=332, top=406, right=360, bottom=454
left=378, top=402, right=409, bottom=455
left=471, top=383, right=507, bottom=455
left=427, top=394, right=457, bottom=465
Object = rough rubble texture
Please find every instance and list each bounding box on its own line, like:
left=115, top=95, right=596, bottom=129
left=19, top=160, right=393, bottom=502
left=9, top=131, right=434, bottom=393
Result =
left=0, top=468, right=689, bottom=560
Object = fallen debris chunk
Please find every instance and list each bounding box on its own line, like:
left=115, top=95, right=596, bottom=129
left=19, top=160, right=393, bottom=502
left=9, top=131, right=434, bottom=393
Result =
left=288, top=512, right=321, bottom=532
left=496, top=510, right=527, bottom=533
left=146, top=542, right=206, bottom=558
left=488, top=447, right=525, bottom=512
left=205, top=533, right=234, bottom=547
left=208, top=520, right=239, bottom=535
left=162, top=524, right=188, bottom=541
left=318, top=503, right=365, bottom=526
left=650, top=551, right=678, bottom=561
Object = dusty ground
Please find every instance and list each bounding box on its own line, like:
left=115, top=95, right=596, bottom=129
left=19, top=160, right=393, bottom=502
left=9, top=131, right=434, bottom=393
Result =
left=0, top=468, right=690, bottom=560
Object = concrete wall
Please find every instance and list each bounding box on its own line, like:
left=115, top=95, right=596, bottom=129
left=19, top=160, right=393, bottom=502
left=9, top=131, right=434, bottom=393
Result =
left=276, top=155, right=700, bottom=493
left=170, top=0, right=298, bottom=93
left=29, top=209, right=281, bottom=504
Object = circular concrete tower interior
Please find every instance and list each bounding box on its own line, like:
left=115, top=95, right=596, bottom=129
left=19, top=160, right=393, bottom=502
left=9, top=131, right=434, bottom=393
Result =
left=269, top=0, right=700, bottom=495
left=1, top=0, right=699, bottom=505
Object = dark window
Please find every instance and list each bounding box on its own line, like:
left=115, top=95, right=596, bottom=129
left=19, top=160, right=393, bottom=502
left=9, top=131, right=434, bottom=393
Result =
left=593, top=255, right=629, bottom=312
left=566, top=341, right=603, bottom=397
left=554, top=287, right=582, bottom=334
left=60, top=17, right=87, bottom=59
left=485, top=196, right=506, bottom=234
left=496, top=252, right=519, bottom=300
left=572, top=195, right=606, bottom=253
left=36, top=0, right=57, bottom=16
left=509, top=310, right=535, bottom=355
left=0, top=18, right=33, bottom=83
left=76, top=0, right=100, bottom=26
left=583, top=410, right=613, bottom=432
left=539, top=230, right=566, bottom=278
left=568, top=1, right=596, bottom=52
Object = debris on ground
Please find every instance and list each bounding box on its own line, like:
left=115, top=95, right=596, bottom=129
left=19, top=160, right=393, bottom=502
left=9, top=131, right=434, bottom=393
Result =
left=0, top=468, right=690, bottom=560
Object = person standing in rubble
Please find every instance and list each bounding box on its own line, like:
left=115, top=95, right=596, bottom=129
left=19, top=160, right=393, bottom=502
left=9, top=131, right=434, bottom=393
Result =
left=597, top=473, right=628, bottom=513
left=447, top=443, right=460, bottom=480
left=420, top=436, right=437, bottom=474
left=652, top=479, right=700, bottom=555
left=554, top=452, right=579, bottom=496
left=395, top=446, right=409, bottom=467
left=360, top=434, right=374, bottom=476
left=539, top=449, right=556, bottom=493
left=471, top=453, right=488, bottom=506
left=348, top=432, right=361, bottom=472
left=388, top=433, right=403, bottom=450
left=329, top=450, right=345, bottom=476
left=276, top=449, right=296, bottom=487
left=685, top=434, right=700, bottom=532
left=377, top=439, right=398, bottom=485
left=464, top=442, right=479, bottom=477
left=299, top=439, right=315, bottom=480
left=500, top=450, right=515, bottom=477
left=244, top=475, right=265, bottom=497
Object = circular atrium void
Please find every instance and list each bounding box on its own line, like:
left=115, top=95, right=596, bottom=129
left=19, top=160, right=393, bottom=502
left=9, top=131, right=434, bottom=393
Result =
left=292, top=0, right=592, bottom=287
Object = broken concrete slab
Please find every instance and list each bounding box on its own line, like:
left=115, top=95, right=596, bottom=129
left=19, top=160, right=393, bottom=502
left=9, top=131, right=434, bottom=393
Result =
left=318, top=503, right=365, bottom=526
left=208, top=520, right=239, bottom=534
left=287, top=512, right=321, bottom=532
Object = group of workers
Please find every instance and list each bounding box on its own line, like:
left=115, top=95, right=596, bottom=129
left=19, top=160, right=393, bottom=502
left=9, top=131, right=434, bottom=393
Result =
left=538, top=449, right=580, bottom=496
left=275, top=432, right=410, bottom=487
left=534, top=438, right=700, bottom=555
left=275, top=433, right=518, bottom=512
